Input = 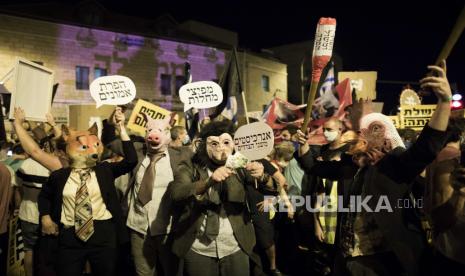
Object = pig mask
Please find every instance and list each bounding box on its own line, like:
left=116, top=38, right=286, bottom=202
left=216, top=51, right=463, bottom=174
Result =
left=145, top=116, right=172, bottom=154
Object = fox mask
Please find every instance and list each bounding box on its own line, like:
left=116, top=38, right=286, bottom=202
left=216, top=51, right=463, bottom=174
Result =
left=62, top=123, right=103, bottom=169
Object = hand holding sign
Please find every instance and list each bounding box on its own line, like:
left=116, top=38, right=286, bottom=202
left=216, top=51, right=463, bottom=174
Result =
left=90, top=75, right=136, bottom=108
left=234, top=122, right=274, bottom=161
left=179, top=81, right=223, bottom=111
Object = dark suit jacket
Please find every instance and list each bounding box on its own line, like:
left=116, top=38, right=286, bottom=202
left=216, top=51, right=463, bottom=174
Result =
left=170, top=159, right=257, bottom=258
left=38, top=140, right=137, bottom=244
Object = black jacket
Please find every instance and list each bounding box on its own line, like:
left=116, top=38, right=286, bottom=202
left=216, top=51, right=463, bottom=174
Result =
left=297, top=126, right=447, bottom=275
left=38, top=140, right=137, bottom=244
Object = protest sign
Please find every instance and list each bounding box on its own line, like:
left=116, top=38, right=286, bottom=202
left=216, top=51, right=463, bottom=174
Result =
left=127, top=99, right=171, bottom=135
left=8, top=57, right=54, bottom=121
left=234, top=122, right=274, bottom=160
left=301, top=17, right=336, bottom=132
left=179, top=81, right=223, bottom=111
left=90, top=75, right=136, bottom=108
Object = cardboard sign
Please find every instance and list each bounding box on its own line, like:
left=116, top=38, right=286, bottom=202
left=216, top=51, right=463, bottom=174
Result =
left=179, top=81, right=223, bottom=111
left=90, top=75, right=136, bottom=108
left=127, top=99, right=171, bottom=135
left=68, top=105, right=115, bottom=131
left=400, top=104, right=436, bottom=131
left=312, top=23, right=336, bottom=57
left=234, top=122, right=274, bottom=160
left=8, top=57, right=54, bottom=121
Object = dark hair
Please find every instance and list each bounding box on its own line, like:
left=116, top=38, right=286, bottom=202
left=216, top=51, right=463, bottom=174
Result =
left=170, top=126, right=186, bottom=140
left=282, top=124, right=299, bottom=135
left=193, top=120, right=235, bottom=169
left=445, top=117, right=465, bottom=144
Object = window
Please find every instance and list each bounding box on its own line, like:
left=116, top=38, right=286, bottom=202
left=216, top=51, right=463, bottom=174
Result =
left=76, top=66, right=90, bottom=90
left=94, top=67, right=107, bottom=78
left=175, top=75, right=185, bottom=96
left=160, top=74, right=172, bottom=95
left=261, top=75, right=270, bottom=92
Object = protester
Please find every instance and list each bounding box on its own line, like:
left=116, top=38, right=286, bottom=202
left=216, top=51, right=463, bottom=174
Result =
left=170, top=125, right=190, bottom=148
left=126, top=116, right=190, bottom=276
left=38, top=107, right=137, bottom=276
left=296, top=60, right=451, bottom=276
left=425, top=117, right=465, bottom=274
left=170, top=120, right=269, bottom=276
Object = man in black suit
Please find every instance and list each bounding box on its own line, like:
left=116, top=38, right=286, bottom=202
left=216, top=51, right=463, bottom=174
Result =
left=39, top=107, right=137, bottom=276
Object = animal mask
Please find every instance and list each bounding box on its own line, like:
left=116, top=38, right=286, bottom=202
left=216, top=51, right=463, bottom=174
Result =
left=62, top=123, right=103, bottom=169
left=349, top=113, right=405, bottom=166
left=144, top=115, right=172, bottom=154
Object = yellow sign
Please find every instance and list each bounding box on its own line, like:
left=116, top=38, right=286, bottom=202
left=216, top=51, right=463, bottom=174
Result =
left=388, top=115, right=401, bottom=129
left=399, top=104, right=436, bottom=130
left=127, top=99, right=171, bottom=135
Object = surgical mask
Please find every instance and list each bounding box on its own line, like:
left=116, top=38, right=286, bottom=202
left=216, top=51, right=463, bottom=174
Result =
left=182, top=135, right=190, bottom=145
left=323, top=130, right=338, bottom=142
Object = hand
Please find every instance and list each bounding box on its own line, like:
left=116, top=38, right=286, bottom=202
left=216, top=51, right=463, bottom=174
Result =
left=45, top=113, right=56, bottom=127
left=296, top=130, right=308, bottom=146
left=315, top=223, right=325, bottom=242
left=256, top=197, right=276, bottom=212
left=246, top=162, right=264, bottom=179
left=41, top=215, right=59, bottom=236
left=113, top=107, right=125, bottom=129
left=211, top=166, right=234, bottom=182
left=285, top=200, right=295, bottom=220
left=420, top=60, right=452, bottom=103
left=13, top=107, right=26, bottom=125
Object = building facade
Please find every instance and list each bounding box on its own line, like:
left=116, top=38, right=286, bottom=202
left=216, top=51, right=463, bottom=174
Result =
left=0, top=13, right=286, bottom=127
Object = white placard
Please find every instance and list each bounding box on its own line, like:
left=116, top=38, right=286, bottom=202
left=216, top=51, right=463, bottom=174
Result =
left=90, top=75, right=136, bottom=108
left=234, top=122, right=274, bottom=161
left=179, top=81, right=223, bottom=111
left=8, top=58, right=54, bottom=121
left=312, top=24, right=336, bottom=57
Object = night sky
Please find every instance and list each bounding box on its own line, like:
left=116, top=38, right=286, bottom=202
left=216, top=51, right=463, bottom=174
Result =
left=3, top=0, right=465, bottom=112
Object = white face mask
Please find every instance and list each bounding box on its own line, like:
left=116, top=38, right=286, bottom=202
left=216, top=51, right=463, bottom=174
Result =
left=323, top=130, right=339, bottom=142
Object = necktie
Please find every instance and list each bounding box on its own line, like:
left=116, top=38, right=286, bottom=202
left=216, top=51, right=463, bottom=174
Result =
left=75, top=169, right=94, bottom=242
left=138, top=153, right=165, bottom=205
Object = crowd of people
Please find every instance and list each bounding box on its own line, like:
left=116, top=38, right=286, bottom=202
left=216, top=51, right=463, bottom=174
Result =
left=0, top=60, right=464, bottom=276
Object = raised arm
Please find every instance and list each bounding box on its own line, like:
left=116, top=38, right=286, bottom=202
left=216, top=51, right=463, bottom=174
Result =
left=46, top=112, right=62, bottom=139
left=421, top=60, right=452, bottom=131
left=13, top=107, right=62, bottom=171
left=109, top=107, right=137, bottom=176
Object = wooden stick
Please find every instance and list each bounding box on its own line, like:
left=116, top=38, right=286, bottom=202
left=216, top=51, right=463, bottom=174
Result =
left=435, top=5, right=465, bottom=65
left=300, top=81, right=319, bottom=132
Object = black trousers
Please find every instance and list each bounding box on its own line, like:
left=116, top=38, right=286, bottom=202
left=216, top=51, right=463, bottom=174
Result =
left=57, top=220, right=117, bottom=276
left=184, top=249, right=249, bottom=276
left=0, top=232, right=7, bottom=276
left=345, top=251, right=404, bottom=276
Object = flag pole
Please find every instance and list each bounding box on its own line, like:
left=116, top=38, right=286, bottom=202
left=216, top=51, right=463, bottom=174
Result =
left=234, top=48, right=249, bottom=124
left=435, top=5, right=465, bottom=65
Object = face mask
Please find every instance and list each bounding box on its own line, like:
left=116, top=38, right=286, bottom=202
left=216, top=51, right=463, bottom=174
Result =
left=182, top=135, right=190, bottom=145
left=323, top=130, right=338, bottom=142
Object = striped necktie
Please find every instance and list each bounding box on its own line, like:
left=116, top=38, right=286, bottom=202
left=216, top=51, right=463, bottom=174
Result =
left=75, top=169, right=94, bottom=242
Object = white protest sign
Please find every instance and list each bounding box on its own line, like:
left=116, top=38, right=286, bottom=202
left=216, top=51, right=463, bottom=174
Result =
left=179, top=81, right=223, bottom=111
left=312, top=23, right=336, bottom=57
left=90, top=75, right=136, bottom=108
left=234, top=122, right=274, bottom=161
